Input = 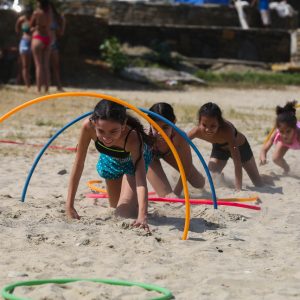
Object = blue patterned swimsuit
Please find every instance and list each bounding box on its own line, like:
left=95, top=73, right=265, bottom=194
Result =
left=95, top=129, right=152, bottom=180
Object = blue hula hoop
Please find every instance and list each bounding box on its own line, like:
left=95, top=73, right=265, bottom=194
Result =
left=140, top=108, right=217, bottom=209
left=22, top=108, right=217, bottom=209
left=21, top=111, right=93, bottom=202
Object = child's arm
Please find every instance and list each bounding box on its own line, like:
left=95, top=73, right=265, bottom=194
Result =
left=187, top=126, right=198, bottom=140
left=15, top=17, right=22, bottom=34
left=66, top=121, right=91, bottom=219
left=260, top=131, right=276, bottom=165
left=127, top=132, right=149, bottom=231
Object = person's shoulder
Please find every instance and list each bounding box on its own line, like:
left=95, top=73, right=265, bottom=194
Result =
left=127, top=128, right=140, bottom=142
left=82, top=118, right=93, bottom=131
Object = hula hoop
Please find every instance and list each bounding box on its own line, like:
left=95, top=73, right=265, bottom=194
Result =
left=85, top=192, right=258, bottom=203
left=85, top=193, right=260, bottom=210
left=87, top=180, right=157, bottom=195
left=87, top=180, right=106, bottom=194
left=1, top=278, right=173, bottom=300
left=0, top=92, right=190, bottom=240
left=263, top=103, right=300, bottom=144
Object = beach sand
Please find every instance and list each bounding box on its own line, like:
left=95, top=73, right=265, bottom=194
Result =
left=0, top=85, right=300, bottom=299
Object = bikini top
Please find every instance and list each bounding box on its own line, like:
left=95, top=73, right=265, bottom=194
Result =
left=21, top=22, right=30, bottom=34
left=274, top=121, right=300, bottom=150
left=94, top=129, right=133, bottom=158
left=214, top=126, right=238, bottom=147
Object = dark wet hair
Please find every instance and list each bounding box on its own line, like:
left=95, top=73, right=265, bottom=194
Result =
left=198, top=102, right=224, bottom=125
left=24, top=4, right=33, bottom=17
left=90, top=99, right=154, bottom=145
left=276, top=100, right=297, bottom=128
left=149, top=102, right=176, bottom=123
left=38, top=0, right=50, bottom=11
left=50, top=1, right=63, bottom=25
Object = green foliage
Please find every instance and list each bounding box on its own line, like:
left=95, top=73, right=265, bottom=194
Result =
left=195, top=70, right=300, bottom=87
left=99, top=37, right=128, bottom=73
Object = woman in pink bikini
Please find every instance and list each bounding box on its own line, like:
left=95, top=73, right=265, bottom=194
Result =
left=260, top=101, right=300, bottom=173
left=30, top=0, right=51, bottom=93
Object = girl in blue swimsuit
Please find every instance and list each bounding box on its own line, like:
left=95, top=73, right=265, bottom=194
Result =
left=66, top=100, right=153, bottom=231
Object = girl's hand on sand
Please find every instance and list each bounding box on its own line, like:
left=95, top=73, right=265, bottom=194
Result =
left=260, top=154, right=267, bottom=165
left=66, top=207, right=80, bottom=220
left=132, top=216, right=150, bottom=232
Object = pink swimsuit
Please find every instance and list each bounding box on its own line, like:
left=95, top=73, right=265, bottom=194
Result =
left=274, top=121, right=300, bottom=150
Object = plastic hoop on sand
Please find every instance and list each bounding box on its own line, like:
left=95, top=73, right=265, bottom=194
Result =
left=86, top=190, right=258, bottom=203
left=85, top=193, right=260, bottom=210
left=1, top=278, right=173, bottom=300
left=87, top=180, right=107, bottom=194
left=87, top=180, right=156, bottom=195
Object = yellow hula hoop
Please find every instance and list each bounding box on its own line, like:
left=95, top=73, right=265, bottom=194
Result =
left=0, top=92, right=191, bottom=240
left=264, top=103, right=300, bottom=145
left=87, top=180, right=106, bottom=194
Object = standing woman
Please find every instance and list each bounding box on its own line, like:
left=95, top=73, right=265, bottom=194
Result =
left=30, top=0, right=52, bottom=93
left=15, top=5, right=33, bottom=89
left=50, top=1, right=65, bottom=91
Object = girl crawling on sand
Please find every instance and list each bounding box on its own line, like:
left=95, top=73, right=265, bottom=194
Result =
left=260, top=101, right=300, bottom=173
left=66, top=100, right=153, bottom=231
left=188, top=102, right=263, bottom=191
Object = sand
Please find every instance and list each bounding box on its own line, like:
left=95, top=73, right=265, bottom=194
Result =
left=0, top=84, right=300, bottom=299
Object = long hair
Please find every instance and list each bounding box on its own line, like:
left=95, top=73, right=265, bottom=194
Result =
left=149, top=102, right=176, bottom=123
left=38, top=0, right=50, bottom=11
left=50, top=1, right=63, bottom=26
left=90, top=100, right=154, bottom=145
left=198, top=102, right=225, bottom=126
left=276, top=100, right=297, bottom=128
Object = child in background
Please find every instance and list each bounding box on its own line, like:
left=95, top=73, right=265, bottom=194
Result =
left=260, top=101, right=300, bottom=173
left=147, top=102, right=205, bottom=197
left=188, top=102, right=263, bottom=191
left=66, top=100, right=153, bottom=231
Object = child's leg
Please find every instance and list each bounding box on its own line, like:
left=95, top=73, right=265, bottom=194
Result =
left=173, top=165, right=205, bottom=196
left=115, top=174, right=138, bottom=218
left=272, top=143, right=289, bottom=173
left=242, top=157, right=263, bottom=187
left=208, top=158, right=227, bottom=174
left=163, top=153, right=205, bottom=195
left=105, top=177, right=122, bottom=208
left=147, top=159, right=174, bottom=197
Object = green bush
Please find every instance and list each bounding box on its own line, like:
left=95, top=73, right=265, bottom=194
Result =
left=99, top=37, right=128, bottom=73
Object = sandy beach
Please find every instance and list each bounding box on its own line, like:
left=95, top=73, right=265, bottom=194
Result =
left=0, top=84, right=300, bottom=299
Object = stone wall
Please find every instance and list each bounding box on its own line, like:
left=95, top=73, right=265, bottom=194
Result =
left=110, top=24, right=293, bottom=63
left=109, top=1, right=298, bottom=30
